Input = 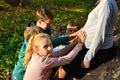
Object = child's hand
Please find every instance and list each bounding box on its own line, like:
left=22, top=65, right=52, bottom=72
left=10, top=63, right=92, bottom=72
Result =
left=81, top=61, right=90, bottom=68
left=77, top=29, right=86, bottom=44
left=69, top=31, right=78, bottom=39
left=69, top=36, right=77, bottom=44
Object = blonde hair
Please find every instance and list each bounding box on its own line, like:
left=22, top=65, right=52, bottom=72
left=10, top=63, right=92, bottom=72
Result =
left=24, top=33, right=50, bottom=67
left=24, top=26, right=43, bottom=40
left=36, top=6, right=53, bottom=21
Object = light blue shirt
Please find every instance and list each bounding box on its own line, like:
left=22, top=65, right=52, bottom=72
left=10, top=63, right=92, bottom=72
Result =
left=83, top=0, right=118, bottom=62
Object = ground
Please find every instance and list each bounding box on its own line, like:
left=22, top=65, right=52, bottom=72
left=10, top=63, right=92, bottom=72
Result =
left=81, top=57, right=120, bottom=80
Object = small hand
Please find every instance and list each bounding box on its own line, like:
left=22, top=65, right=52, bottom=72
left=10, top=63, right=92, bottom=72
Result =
left=77, top=30, right=86, bottom=44
left=81, top=61, right=90, bottom=68
left=69, top=36, right=77, bottom=44
left=69, top=31, right=78, bottom=39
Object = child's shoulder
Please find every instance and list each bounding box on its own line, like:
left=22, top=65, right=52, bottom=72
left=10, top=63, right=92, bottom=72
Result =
left=27, top=19, right=37, bottom=27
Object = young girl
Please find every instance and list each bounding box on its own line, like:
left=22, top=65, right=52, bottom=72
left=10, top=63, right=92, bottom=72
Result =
left=12, top=26, right=43, bottom=80
left=23, top=31, right=86, bottom=80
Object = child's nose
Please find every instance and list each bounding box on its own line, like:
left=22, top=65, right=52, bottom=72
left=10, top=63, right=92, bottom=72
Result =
left=48, top=46, right=52, bottom=51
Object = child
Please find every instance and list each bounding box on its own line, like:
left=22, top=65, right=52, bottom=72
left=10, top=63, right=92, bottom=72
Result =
left=12, top=25, right=75, bottom=80
left=12, top=26, right=44, bottom=80
left=23, top=31, right=86, bottom=80
left=12, top=13, right=76, bottom=80
left=12, top=7, right=78, bottom=80
left=24, top=26, right=43, bottom=40
left=66, top=20, right=81, bottom=35
left=53, top=21, right=81, bottom=80
left=12, top=6, right=53, bottom=80
left=27, top=6, right=53, bottom=35
left=53, top=20, right=81, bottom=52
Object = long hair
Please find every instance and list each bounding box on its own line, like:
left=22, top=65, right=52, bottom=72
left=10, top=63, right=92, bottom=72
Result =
left=24, top=33, right=50, bottom=67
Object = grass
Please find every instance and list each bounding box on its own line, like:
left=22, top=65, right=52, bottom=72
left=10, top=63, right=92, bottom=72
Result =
left=0, top=0, right=120, bottom=79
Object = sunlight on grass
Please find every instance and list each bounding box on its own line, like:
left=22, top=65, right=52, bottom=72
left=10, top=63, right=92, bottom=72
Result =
left=0, top=68, right=11, bottom=80
left=64, top=8, right=87, bottom=13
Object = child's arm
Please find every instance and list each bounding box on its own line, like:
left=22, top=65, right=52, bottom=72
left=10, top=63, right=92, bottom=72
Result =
left=52, top=29, right=81, bottom=48
left=52, top=43, right=76, bottom=57
left=42, top=43, right=82, bottom=68
left=52, top=35, right=70, bottom=48
left=52, top=29, right=85, bottom=57
left=42, top=30, right=86, bottom=68
left=51, top=29, right=85, bottom=57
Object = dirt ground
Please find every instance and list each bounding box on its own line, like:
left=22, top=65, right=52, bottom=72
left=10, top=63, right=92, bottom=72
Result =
left=81, top=57, right=120, bottom=80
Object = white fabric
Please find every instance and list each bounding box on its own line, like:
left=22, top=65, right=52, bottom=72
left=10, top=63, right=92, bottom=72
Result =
left=83, top=0, right=118, bottom=62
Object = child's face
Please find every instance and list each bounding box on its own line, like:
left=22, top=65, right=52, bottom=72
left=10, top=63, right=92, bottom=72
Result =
left=38, top=19, right=52, bottom=30
left=36, top=37, right=53, bottom=56
left=66, top=25, right=78, bottom=35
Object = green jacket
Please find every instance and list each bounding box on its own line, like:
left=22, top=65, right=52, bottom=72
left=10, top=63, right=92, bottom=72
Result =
left=12, top=35, right=69, bottom=80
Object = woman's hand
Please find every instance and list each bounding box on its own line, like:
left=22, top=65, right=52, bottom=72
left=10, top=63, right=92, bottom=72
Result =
left=81, top=61, right=90, bottom=68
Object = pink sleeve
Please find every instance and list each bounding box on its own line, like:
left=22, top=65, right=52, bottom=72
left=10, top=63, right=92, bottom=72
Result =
left=52, top=43, right=76, bottom=57
left=42, top=43, right=82, bottom=68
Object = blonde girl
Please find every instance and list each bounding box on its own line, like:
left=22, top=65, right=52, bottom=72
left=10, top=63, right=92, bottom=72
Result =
left=12, top=26, right=43, bottom=80
left=24, top=31, right=86, bottom=80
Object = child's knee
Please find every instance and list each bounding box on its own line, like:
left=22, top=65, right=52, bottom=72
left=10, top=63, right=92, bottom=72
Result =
left=58, top=67, right=67, bottom=78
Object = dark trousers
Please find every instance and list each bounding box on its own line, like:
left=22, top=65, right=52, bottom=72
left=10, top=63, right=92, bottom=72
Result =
left=63, top=46, right=116, bottom=79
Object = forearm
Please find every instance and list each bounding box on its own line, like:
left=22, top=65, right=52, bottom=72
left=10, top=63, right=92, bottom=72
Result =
left=58, top=43, right=83, bottom=65
left=66, top=43, right=82, bottom=60
left=50, top=43, right=83, bottom=67
left=52, top=35, right=70, bottom=48
left=52, top=43, right=76, bottom=57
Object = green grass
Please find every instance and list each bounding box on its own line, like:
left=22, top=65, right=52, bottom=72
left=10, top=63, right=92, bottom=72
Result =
left=0, top=0, right=120, bottom=79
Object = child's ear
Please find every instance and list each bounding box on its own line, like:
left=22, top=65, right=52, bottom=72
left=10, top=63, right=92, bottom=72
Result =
left=34, top=48, right=39, bottom=53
